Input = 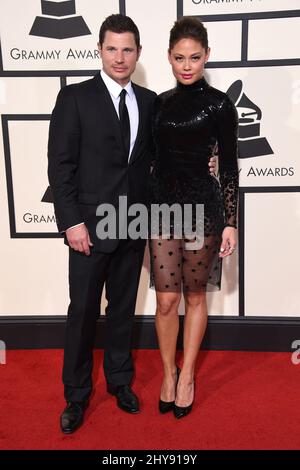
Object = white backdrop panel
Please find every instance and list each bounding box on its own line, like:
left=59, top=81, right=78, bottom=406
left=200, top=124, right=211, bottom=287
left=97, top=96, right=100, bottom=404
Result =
left=182, top=0, right=300, bottom=15
left=125, top=0, right=177, bottom=93
left=0, top=77, right=60, bottom=113
left=0, top=1, right=299, bottom=318
left=204, top=21, right=242, bottom=62
left=0, top=0, right=120, bottom=72
left=248, top=18, right=300, bottom=61
left=245, top=192, right=300, bottom=317
left=206, top=66, right=300, bottom=187
left=8, top=120, right=56, bottom=233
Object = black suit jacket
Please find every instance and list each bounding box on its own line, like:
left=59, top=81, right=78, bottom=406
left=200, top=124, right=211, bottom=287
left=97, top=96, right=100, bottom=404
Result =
left=48, top=74, right=156, bottom=252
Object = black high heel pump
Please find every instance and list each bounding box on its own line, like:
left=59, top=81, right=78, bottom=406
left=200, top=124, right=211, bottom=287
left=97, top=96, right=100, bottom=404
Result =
left=159, top=366, right=181, bottom=414
left=173, top=380, right=194, bottom=419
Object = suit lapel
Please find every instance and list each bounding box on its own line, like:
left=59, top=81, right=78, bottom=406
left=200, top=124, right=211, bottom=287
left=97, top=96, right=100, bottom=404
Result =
left=129, top=83, right=147, bottom=165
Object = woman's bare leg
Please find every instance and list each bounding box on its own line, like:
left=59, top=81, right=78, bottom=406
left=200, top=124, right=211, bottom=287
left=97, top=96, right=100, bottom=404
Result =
left=175, top=289, right=207, bottom=406
left=155, top=291, right=181, bottom=401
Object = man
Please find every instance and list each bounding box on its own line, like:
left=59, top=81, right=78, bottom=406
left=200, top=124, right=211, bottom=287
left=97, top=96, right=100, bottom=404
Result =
left=48, top=14, right=216, bottom=434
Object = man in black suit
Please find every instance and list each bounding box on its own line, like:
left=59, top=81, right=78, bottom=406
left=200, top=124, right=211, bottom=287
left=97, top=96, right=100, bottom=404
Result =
left=48, top=14, right=216, bottom=434
left=48, top=14, right=156, bottom=434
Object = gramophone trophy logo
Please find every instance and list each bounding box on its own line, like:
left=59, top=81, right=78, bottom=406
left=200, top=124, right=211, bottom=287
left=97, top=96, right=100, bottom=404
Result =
left=42, top=186, right=53, bottom=203
left=227, top=80, right=273, bottom=159
left=30, top=0, right=91, bottom=39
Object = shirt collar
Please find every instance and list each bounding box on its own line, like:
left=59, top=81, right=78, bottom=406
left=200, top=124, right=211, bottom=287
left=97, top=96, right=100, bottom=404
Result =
left=100, top=70, right=134, bottom=100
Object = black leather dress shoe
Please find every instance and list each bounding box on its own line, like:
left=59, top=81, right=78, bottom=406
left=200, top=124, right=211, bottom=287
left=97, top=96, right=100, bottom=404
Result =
left=60, top=401, right=88, bottom=434
left=107, top=384, right=140, bottom=414
left=159, top=366, right=181, bottom=414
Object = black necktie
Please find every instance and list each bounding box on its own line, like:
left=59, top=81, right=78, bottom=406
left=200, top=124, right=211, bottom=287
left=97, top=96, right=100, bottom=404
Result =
left=119, top=89, right=131, bottom=159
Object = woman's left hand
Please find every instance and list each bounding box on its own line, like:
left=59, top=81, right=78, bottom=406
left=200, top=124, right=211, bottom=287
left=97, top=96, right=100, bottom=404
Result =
left=219, top=227, right=237, bottom=258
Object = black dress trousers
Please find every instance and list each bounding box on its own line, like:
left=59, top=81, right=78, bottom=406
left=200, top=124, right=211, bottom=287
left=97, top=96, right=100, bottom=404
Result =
left=63, top=240, right=144, bottom=402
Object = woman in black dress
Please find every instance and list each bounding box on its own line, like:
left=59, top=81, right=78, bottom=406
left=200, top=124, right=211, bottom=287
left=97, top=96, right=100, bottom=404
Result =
left=149, top=17, right=239, bottom=418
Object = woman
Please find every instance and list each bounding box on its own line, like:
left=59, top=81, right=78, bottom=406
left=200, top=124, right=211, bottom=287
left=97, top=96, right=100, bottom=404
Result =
left=149, top=17, right=239, bottom=419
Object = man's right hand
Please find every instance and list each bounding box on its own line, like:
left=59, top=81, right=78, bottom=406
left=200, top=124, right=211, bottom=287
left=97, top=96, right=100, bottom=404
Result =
left=209, top=155, right=218, bottom=176
left=66, top=224, right=93, bottom=256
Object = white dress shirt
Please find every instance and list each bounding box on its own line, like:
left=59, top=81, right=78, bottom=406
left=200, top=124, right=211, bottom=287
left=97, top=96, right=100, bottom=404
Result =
left=66, top=71, right=139, bottom=232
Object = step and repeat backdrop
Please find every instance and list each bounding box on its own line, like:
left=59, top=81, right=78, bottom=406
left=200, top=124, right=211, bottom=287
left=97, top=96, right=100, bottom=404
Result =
left=0, top=0, right=299, bottom=317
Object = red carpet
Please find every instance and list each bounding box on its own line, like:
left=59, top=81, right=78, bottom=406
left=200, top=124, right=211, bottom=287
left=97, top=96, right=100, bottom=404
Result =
left=0, top=350, right=299, bottom=450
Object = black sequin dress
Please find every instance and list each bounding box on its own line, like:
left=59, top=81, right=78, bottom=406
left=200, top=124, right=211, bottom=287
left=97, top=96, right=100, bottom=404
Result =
left=149, top=77, right=239, bottom=292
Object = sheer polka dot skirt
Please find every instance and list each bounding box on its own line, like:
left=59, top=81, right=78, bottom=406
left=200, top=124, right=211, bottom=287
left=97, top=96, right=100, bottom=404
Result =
left=149, top=235, right=222, bottom=293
